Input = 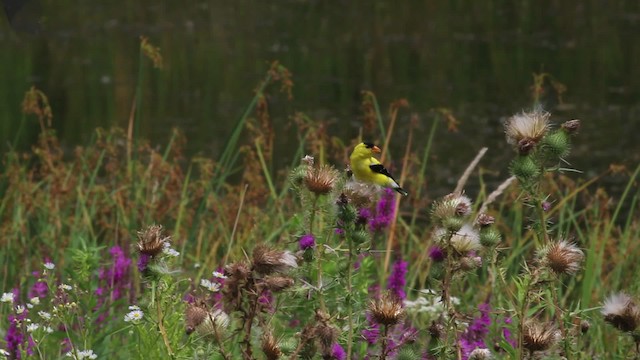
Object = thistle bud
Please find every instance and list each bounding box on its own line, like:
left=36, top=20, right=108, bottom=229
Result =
left=352, top=229, right=371, bottom=245
left=542, top=130, right=571, bottom=159
left=431, top=193, right=473, bottom=231
left=479, top=227, right=501, bottom=247
left=475, top=213, right=495, bottom=228
left=428, top=320, right=445, bottom=339
left=263, top=276, right=295, bottom=292
left=561, top=119, right=581, bottom=134
left=510, top=155, right=540, bottom=182
left=460, top=256, right=483, bottom=271
left=580, top=320, right=590, bottom=334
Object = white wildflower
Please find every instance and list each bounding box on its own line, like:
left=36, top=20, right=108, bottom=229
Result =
left=44, top=262, right=55, bottom=270
left=26, top=323, right=40, bottom=332
left=124, top=309, right=144, bottom=323
left=163, top=246, right=180, bottom=257
left=200, top=279, right=221, bottom=292
left=44, top=326, right=54, bottom=333
left=59, top=284, right=73, bottom=291
left=16, top=305, right=25, bottom=314
left=128, top=305, right=140, bottom=311
left=212, top=271, right=227, bottom=279
left=30, top=297, right=40, bottom=305
left=1, top=292, right=14, bottom=303
left=38, top=311, right=52, bottom=320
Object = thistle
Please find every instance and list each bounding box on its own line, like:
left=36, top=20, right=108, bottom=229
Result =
left=522, top=320, right=559, bottom=353
left=602, top=293, right=640, bottom=332
left=537, top=240, right=584, bottom=275
left=504, top=110, right=550, bottom=154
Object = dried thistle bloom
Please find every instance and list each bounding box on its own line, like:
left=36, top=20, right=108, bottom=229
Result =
left=301, top=155, right=314, bottom=166
left=431, top=193, right=472, bottom=230
left=185, top=303, right=230, bottom=336
left=537, top=240, right=584, bottom=275
left=602, top=293, right=640, bottom=332
left=450, top=224, right=481, bottom=254
left=468, top=348, right=492, bottom=360
left=522, top=320, right=559, bottom=353
left=252, top=245, right=298, bottom=275
left=263, top=276, right=295, bottom=292
left=369, top=292, right=405, bottom=326
left=137, top=224, right=170, bottom=257
left=460, top=256, right=483, bottom=271
left=314, top=310, right=338, bottom=355
left=342, top=181, right=377, bottom=208
left=475, top=213, right=495, bottom=227
left=304, top=165, right=339, bottom=195
left=504, top=110, right=550, bottom=154
left=223, top=262, right=251, bottom=307
left=261, top=331, right=282, bottom=360
left=561, top=119, right=581, bottom=134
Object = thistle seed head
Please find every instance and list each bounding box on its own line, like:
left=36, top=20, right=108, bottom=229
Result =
left=252, top=245, right=298, bottom=275
left=185, top=303, right=229, bottom=336
left=261, top=331, right=282, bottom=360
left=504, top=110, right=550, bottom=154
left=137, top=224, right=170, bottom=257
left=469, top=348, right=493, bottom=360
left=537, top=240, right=584, bottom=275
left=369, top=292, right=405, bottom=326
left=431, top=193, right=473, bottom=225
left=304, top=165, right=339, bottom=195
left=450, top=224, right=482, bottom=254
left=522, top=320, right=559, bottom=353
left=263, top=276, right=295, bottom=292
left=602, top=292, right=640, bottom=332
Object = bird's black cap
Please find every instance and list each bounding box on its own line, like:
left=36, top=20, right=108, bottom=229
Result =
left=363, top=142, right=376, bottom=148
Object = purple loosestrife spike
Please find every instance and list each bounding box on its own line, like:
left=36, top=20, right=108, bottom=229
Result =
left=459, top=303, right=491, bottom=359
left=369, top=188, right=396, bottom=232
left=137, top=253, right=151, bottom=272
left=387, top=259, right=408, bottom=300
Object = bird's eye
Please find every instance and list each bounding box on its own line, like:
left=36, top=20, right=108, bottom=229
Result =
left=363, top=142, right=375, bottom=148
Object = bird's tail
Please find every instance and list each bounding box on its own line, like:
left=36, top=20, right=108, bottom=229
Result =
left=394, top=187, right=408, bottom=196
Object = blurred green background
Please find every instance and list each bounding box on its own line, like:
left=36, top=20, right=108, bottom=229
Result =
left=1, top=0, right=638, bottom=193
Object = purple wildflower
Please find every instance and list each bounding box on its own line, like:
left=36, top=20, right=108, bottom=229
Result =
left=299, top=234, right=316, bottom=250
left=428, top=246, right=445, bottom=262
left=95, top=246, right=132, bottom=324
left=362, top=313, right=380, bottom=344
left=5, top=309, right=34, bottom=359
left=369, top=189, right=396, bottom=232
left=357, top=207, right=372, bottom=226
left=387, top=259, right=408, bottom=300
left=258, top=290, right=274, bottom=313
left=542, top=201, right=551, bottom=212
left=502, top=317, right=517, bottom=348
left=331, top=343, right=346, bottom=360
left=459, top=303, right=491, bottom=359
left=334, top=228, right=345, bottom=236
left=29, top=280, right=48, bottom=299
left=137, top=253, right=151, bottom=272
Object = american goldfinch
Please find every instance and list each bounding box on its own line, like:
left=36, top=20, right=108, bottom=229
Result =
left=349, top=142, right=408, bottom=196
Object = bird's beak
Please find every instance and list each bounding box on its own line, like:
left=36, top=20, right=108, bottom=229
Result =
left=372, top=146, right=381, bottom=153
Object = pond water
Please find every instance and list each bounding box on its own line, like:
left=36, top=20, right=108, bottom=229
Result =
left=1, top=1, right=639, bottom=196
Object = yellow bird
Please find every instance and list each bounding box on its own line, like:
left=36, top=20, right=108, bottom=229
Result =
left=349, top=142, right=408, bottom=196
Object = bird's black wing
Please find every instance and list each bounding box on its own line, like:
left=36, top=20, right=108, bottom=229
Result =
left=369, top=164, right=397, bottom=182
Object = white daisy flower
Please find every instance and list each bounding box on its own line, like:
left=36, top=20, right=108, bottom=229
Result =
left=124, top=309, right=144, bottom=323
left=200, top=279, right=221, bottom=292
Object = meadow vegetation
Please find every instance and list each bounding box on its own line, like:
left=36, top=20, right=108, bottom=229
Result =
left=1, top=40, right=639, bottom=360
